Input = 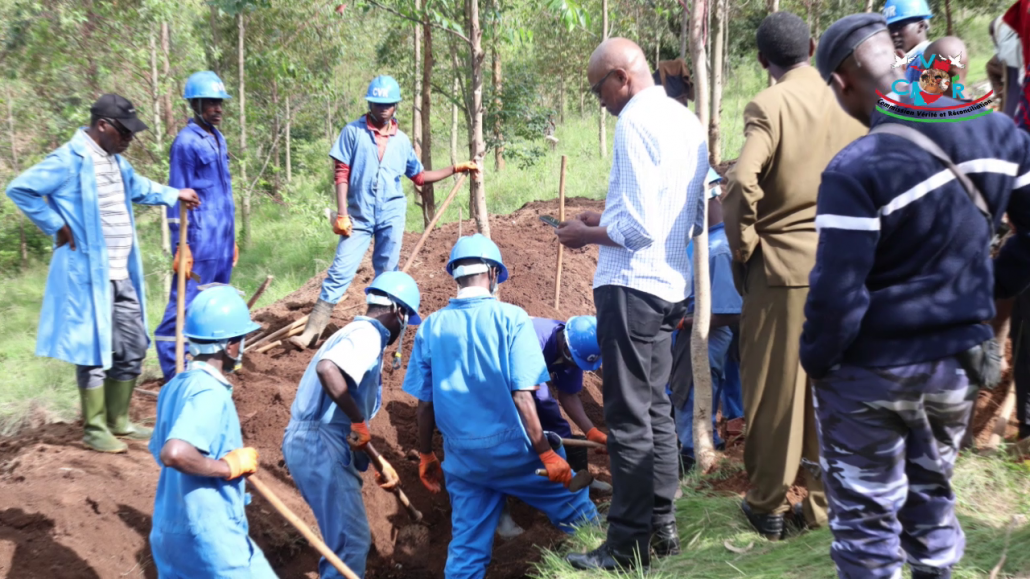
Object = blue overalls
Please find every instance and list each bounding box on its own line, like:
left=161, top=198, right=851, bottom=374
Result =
left=282, top=317, right=388, bottom=579
left=155, top=120, right=235, bottom=382
left=149, top=360, right=276, bottom=578
left=530, top=318, right=584, bottom=439
left=402, top=297, right=598, bottom=579
left=321, top=116, right=423, bottom=304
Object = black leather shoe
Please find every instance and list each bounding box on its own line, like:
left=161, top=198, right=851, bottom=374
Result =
left=650, top=521, right=681, bottom=558
left=740, top=500, right=784, bottom=541
left=679, top=452, right=696, bottom=476
left=566, top=542, right=646, bottom=571
left=782, top=502, right=810, bottom=538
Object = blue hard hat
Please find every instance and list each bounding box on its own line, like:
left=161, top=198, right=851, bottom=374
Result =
left=366, top=75, right=402, bottom=104
left=184, top=71, right=232, bottom=100
left=564, top=316, right=602, bottom=371
left=446, top=234, right=509, bottom=283
left=365, top=271, right=422, bottom=325
left=184, top=285, right=260, bottom=341
left=706, top=167, right=722, bottom=184
left=882, top=0, right=932, bottom=25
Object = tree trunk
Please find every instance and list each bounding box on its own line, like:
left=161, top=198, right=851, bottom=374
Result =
left=680, top=8, right=688, bottom=59
left=161, top=22, right=175, bottom=137
left=689, top=0, right=716, bottom=474
left=413, top=0, right=424, bottom=219
left=285, top=95, right=292, bottom=183
left=944, top=0, right=953, bottom=35
left=421, top=17, right=436, bottom=225
left=150, top=30, right=171, bottom=293
left=559, top=71, right=566, bottom=124
left=864, top=0, right=874, bottom=12
left=467, top=0, right=490, bottom=238
left=6, top=85, right=26, bottom=269
left=492, top=35, right=504, bottom=172
left=451, top=74, right=459, bottom=167
left=813, top=0, right=821, bottom=38
left=709, top=0, right=725, bottom=166
left=599, top=0, right=608, bottom=158
left=209, top=4, right=221, bottom=55
left=767, top=0, right=778, bottom=87
left=691, top=0, right=710, bottom=136
left=691, top=196, right=716, bottom=473
left=238, top=13, right=251, bottom=247
left=272, top=79, right=280, bottom=194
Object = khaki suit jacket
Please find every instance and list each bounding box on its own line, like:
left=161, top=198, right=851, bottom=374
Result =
left=724, top=66, right=867, bottom=288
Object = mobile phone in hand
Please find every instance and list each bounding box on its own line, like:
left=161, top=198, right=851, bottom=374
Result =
left=539, top=215, right=560, bottom=228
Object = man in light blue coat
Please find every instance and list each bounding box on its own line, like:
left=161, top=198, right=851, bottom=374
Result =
left=283, top=271, right=421, bottom=578
left=6, top=94, right=200, bottom=453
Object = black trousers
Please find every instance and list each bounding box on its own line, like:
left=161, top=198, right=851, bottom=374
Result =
left=595, top=285, right=685, bottom=553
left=1013, top=291, right=1030, bottom=440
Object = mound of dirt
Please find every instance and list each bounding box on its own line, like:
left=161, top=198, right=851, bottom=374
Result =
left=0, top=197, right=611, bottom=579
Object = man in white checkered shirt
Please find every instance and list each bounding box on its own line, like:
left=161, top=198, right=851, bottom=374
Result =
left=558, top=37, right=707, bottom=571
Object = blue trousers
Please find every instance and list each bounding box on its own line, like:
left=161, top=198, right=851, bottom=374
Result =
left=443, top=446, right=598, bottom=579
left=283, top=422, right=370, bottom=579
left=673, top=380, right=724, bottom=457
left=150, top=526, right=276, bottom=578
left=813, top=358, right=973, bottom=579
left=155, top=258, right=233, bottom=382
left=319, top=210, right=405, bottom=304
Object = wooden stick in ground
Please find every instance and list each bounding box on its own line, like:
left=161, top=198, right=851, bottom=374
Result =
left=554, top=156, right=567, bottom=311
left=987, top=383, right=1017, bottom=450
left=401, top=173, right=468, bottom=273
left=247, top=475, right=360, bottom=579
left=245, top=316, right=308, bottom=351
left=247, top=274, right=274, bottom=308
left=349, top=435, right=423, bottom=523
left=560, top=437, right=604, bottom=450
left=175, top=204, right=189, bottom=374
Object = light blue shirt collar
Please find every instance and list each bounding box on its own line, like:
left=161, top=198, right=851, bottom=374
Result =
left=189, top=359, right=232, bottom=389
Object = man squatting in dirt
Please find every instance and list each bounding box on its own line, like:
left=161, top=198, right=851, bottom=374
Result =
left=5, top=94, right=201, bottom=454
left=282, top=271, right=422, bottom=578
left=289, top=75, right=479, bottom=350
left=802, top=13, right=1030, bottom=579
left=403, top=234, right=598, bottom=579
left=148, top=285, right=276, bottom=577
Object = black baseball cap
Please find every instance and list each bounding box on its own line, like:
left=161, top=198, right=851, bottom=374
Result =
left=90, top=94, right=149, bottom=133
left=816, top=13, right=888, bottom=84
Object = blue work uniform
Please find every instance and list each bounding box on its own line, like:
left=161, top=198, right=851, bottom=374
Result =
left=155, top=120, right=236, bottom=382
left=320, top=116, right=424, bottom=305
left=5, top=129, right=178, bottom=369
left=671, top=223, right=743, bottom=457
left=282, top=317, right=388, bottom=579
left=149, top=360, right=276, bottom=579
left=402, top=296, right=598, bottom=579
left=530, top=318, right=584, bottom=439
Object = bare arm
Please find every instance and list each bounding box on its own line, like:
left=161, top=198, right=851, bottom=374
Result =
left=159, top=439, right=232, bottom=478
left=557, top=390, right=595, bottom=435
left=420, top=166, right=457, bottom=184
left=316, top=360, right=365, bottom=423
left=335, top=181, right=349, bottom=217
left=417, top=400, right=437, bottom=454
left=513, top=390, right=551, bottom=454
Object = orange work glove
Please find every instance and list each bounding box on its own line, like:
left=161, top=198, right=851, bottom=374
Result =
left=173, top=244, right=194, bottom=278
left=676, top=316, right=693, bottom=331
left=539, top=449, right=573, bottom=488
left=375, top=457, right=400, bottom=490
left=233, top=243, right=239, bottom=267
left=348, top=421, right=371, bottom=450
left=419, top=452, right=443, bottom=493
left=221, top=447, right=259, bottom=480
left=333, top=214, right=353, bottom=237
left=453, top=161, right=479, bottom=174
left=586, top=427, right=609, bottom=454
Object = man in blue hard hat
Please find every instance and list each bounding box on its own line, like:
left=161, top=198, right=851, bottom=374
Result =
left=290, top=75, right=480, bottom=350
left=149, top=285, right=277, bottom=578
left=283, top=271, right=421, bottom=579
left=155, top=71, right=238, bottom=383
left=6, top=93, right=201, bottom=454
left=670, top=168, right=743, bottom=473
left=883, top=0, right=933, bottom=84
left=403, top=234, right=598, bottom=578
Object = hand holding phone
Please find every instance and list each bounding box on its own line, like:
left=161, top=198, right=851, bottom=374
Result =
left=539, top=215, right=560, bottom=228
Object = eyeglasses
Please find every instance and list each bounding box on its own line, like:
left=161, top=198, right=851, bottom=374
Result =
left=591, top=69, right=617, bottom=99
left=102, top=118, right=133, bottom=140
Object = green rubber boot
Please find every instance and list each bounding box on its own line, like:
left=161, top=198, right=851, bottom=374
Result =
left=80, top=387, right=128, bottom=453
left=105, top=378, right=152, bottom=440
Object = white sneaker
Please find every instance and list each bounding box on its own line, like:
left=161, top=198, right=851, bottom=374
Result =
left=496, top=508, right=525, bottom=539
left=589, top=479, right=613, bottom=494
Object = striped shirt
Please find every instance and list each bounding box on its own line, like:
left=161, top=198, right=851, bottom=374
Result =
left=83, top=130, right=132, bottom=280
left=594, top=85, right=708, bottom=304
left=800, top=110, right=1030, bottom=378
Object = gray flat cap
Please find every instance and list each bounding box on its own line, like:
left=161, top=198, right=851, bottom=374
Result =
left=816, top=13, right=888, bottom=83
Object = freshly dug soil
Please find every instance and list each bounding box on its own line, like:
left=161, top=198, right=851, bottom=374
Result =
left=0, top=197, right=612, bottom=579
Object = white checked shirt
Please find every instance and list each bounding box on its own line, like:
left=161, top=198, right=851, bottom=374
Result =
left=83, top=130, right=133, bottom=281
left=594, top=85, right=708, bottom=304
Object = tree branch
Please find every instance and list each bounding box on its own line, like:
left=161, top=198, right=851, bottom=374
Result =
left=365, top=0, right=471, bottom=46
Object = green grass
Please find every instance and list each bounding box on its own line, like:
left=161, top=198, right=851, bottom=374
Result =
left=532, top=453, right=1030, bottom=579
